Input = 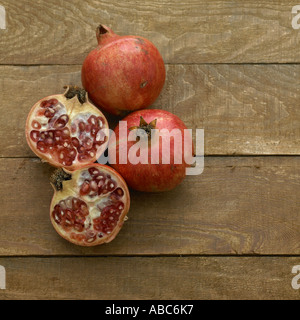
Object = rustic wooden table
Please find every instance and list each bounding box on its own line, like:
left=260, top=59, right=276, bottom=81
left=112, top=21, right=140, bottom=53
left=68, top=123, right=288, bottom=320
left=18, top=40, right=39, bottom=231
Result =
left=0, top=0, right=299, bottom=300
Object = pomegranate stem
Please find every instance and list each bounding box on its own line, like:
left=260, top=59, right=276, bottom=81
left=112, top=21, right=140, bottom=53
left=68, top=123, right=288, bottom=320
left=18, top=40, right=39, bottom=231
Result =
left=50, top=168, right=72, bottom=191
left=63, top=86, right=87, bottom=104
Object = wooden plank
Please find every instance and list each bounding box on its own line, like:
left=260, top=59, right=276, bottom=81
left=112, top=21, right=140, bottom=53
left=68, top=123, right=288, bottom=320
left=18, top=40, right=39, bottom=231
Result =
left=0, top=256, right=299, bottom=299
left=0, top=157, right=299, bottom=256
left=1, top=64, right=300, bottom=157
left=0, top=0, right=300, bottom=64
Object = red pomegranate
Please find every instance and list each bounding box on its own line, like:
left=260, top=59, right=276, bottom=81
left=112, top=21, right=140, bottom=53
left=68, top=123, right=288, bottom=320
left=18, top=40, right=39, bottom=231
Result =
left=109, top=109, right=194, bottom=192
left=50, top=164, right=130, bottom=246
left=81, top=25, right=166, bottom=116
left=25, top=86, right=109, bottom=170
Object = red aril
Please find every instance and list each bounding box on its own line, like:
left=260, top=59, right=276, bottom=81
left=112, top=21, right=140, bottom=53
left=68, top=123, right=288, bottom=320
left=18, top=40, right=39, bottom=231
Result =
left=81, top=25, right=166, bottom=116
left=25, top=86, right=109, bottom=170
left=109, top=109, right=194, bottom=192
left=50, top=164, right=130, bottom=246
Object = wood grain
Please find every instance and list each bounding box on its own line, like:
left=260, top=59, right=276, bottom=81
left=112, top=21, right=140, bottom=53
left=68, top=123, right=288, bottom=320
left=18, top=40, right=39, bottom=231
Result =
left=0, top=157, right=299, bottom=256
left=1, top=64, right=300, bottom=157
left=0, top=256, right=299, bottom=299
left=0, top=0, right=300, bottom=64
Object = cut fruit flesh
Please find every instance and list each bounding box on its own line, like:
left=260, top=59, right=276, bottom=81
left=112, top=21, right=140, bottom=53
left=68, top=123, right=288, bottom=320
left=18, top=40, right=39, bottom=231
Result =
left=26, top=87, right=109, bottom=170
left=50, top=165, right=130, bottom=246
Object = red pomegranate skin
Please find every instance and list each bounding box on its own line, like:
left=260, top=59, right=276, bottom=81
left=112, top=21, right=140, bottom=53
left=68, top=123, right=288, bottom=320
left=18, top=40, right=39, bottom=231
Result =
left=81, top=25, right=166, bottom=116
left=109, top=109, right=193, bottom=192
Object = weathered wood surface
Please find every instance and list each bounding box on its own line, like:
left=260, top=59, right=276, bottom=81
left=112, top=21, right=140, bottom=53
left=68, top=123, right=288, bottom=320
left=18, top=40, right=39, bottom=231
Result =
left=1, top=0, right=300, bottom=300
left=1, top=64, right=300, bottom=157
left=0, top=157, right=299, bottom=256
left=0, top=256, right=299, bottom=299
left=0, top=0, right=300, bottom=64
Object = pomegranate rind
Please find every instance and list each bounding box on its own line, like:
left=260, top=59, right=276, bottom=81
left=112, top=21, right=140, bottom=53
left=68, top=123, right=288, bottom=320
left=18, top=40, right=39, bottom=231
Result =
left=109, top=109, right=194, bottom=192
left=81, top=26, right=166, bottom=116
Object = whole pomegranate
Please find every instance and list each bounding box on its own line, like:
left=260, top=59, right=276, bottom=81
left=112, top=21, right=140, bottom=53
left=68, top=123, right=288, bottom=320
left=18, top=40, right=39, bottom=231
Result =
left=25, top=86, right=109, bottom=170
left=81, top=25, right=166, bottom=116
left=109, top=109, right=194, bottom=192
left=50, top=164, right=130, bottom=246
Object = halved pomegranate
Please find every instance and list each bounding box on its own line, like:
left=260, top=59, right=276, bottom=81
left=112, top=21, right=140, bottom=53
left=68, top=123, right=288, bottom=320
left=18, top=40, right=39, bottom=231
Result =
left=25, top=86, right=109, bottom=170
left=49, top=164, right=130, bottom=246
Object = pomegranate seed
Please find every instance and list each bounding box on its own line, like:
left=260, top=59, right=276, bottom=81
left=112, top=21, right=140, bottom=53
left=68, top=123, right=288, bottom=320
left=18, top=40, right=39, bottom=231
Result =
left=117, top=202, right=125, bottom=211
left=71, top=137, right=80, bottom=148
left=90, top=180, right=98, bottom=192
left=86, top=148, right=96, bottom=158
left=68, top=148, right=77, bottom=160
left=37, top=141, right=47, bottom=153
left=48, top=98, right=58, bottom=106
left=54, top=129, right=63, bottom=137
left=93, top=223, right=102, bottom=232
left=61, top=128, right=70, bottom=140
left=30, top=130, right=40, bottom=142
left=74, top=222, right=85, bottom=232
left=65, top=209, right=73, bottom=220
left=95, top=129, right=106, bottom=142
left=40, top=100, right=51, bottom=108
left=72, top=198, right=80, bottom=210
left=44, top=108, right=56, bottom=118
left=44, top=137, right=54, bottom=146
left=62, top=218, right=74, bottom=229
left=80, top=204, right=89, bottom=216
left=90, top=127, right=99, bottom=137
left=80, top=181, right=90, bottom=195
left=97, top=117, right=104, bottom=128
left=54, top=114, right=69, bottom=128
left=39, top=131, right=46, bottom=140
left=76, top=234, right=86, bottom=242
left=85, top=124, right=91, bottom=133
left=63, top=141, right=71, bottom=148
left=65, top=160, right=73, bottom=167
left=88, top=115, right=98, bottom=127
left=78, top=122, right=85, bottom=132
left=110, top=187, right=124, bottom=199
left=65, top=198, right=72, bottom=208
left=82, top=137, right=93, bottom=150
left=78, top=153, right=89, bottom=162
left=107, top=180, right=116, bottom=191
left=85, top=230, right=97, bottom=243
left=88, top=167, right=100, bottom=176
left=31, top=120, right=41, bottom=130
left=77, top=145, right=85, bottom=154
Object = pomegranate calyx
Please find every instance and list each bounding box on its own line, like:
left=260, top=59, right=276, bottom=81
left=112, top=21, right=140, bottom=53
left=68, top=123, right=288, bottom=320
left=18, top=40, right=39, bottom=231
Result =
left=50, top=168, right=72, bottom=191
left=63, top=85, right=87, bottom=104
left=129, top=116, right=157, bottom=138
left=96, top=24, right=117, bottom=45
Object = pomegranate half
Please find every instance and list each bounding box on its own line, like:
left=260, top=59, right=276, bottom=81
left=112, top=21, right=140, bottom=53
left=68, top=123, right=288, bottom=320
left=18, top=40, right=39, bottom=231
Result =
left=81, top=24, right=166, bottom=116
left=25, top=86, right=109, bottom=170
left=50, top=164, right=130, bottom=246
